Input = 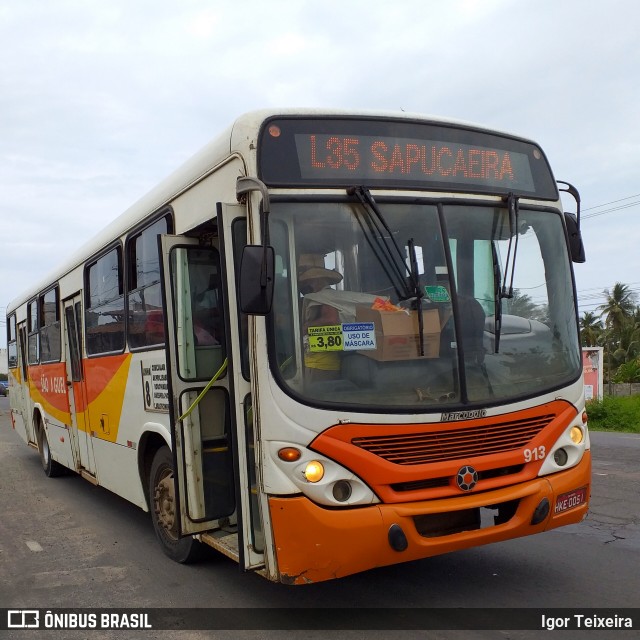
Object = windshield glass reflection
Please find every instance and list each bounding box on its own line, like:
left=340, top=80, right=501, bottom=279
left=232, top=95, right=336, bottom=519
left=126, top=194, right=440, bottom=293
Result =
left=268, top=200, right=581, bottom=410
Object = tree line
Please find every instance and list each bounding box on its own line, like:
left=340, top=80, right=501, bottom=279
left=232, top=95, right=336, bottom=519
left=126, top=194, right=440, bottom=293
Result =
left=580, top=282, right=640, bottom=383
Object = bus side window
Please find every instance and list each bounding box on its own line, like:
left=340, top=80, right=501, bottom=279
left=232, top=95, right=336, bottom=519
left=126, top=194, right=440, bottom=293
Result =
left=7, top=314, right=18, bottom=369
left=40, top=287, right=61, bottom=363
left=171, top=246, right=226, bottom=381
left=127, top=216, right=170, bottom=350
left=85, top=247, right=125, bottom=355
left=193, top=272, right=222, bottom=345
left=27, top=298, right=40, bottom=364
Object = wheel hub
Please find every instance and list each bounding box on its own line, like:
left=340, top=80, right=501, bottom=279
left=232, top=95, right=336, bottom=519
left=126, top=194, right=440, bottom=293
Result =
left=154, top=471, right=176, bottom=537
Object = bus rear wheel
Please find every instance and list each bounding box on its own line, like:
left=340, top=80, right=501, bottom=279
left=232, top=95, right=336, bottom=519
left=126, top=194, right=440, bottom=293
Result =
left=149, top=446, right=203, bottom=563
left=37, top=419, right=65, bottom=477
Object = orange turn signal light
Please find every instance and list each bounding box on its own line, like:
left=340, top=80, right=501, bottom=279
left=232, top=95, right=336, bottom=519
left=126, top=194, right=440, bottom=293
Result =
left=278, top=447, right=301, bottom=462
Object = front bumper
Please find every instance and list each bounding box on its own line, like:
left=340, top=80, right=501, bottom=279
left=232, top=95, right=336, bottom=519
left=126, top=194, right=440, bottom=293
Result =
left=269, top=450, right=591, bottom=584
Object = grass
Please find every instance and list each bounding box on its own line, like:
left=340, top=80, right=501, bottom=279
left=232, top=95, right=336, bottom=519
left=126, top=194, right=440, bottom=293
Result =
left=586, top=395, right=640, bottom=433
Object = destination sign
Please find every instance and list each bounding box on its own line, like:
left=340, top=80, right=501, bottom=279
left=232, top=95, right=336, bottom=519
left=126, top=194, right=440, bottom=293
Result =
left=297, top=134, right=534, bottom=191
left=258, top=118, right=558, bottom=198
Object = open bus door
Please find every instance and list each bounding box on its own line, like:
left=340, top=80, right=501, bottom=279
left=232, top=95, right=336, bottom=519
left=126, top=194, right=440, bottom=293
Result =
left=159, top=229, right=264, bottom=572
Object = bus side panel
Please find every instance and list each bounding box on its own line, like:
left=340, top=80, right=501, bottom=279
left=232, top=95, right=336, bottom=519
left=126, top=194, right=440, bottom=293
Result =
left=83, top=355, right=132, bottom=446
left=38, top=412, right=77, bottom=471
left=7, top=364, right=27, bottom=444
left=28, top=362, right=71, bottom=424
left=90, top=438, right=148, bottom=509
left=10, top=408, right=29, bottom=445
left=81, top=352, right=158, bottom=510
left=27, top=362, right=77, bottom=470
left=94, top=351, right=170, bottom=511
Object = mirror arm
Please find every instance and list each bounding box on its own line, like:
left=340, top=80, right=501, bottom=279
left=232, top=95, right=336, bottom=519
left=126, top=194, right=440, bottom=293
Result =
left=237, top=176, right=272, bottom=287
left=557, top=180, right=581, bottom=229
left=237, top=176, right=271, bottom=243
left=557, top=180, right=586, bottom=263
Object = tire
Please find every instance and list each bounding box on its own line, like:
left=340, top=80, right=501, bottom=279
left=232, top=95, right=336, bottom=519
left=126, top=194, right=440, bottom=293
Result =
left=149, top=446, right=203, bottom=563
left=37, top=420, right=65, bottom=478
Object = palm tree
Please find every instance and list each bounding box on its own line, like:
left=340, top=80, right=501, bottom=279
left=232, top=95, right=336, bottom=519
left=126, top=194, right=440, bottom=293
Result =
left=505, top=289, right=546, bottom=322
left=597, top=283, right=639, bottom=389
left=612, top=319, right=640, bottom=366
left=598, top=282, right=637, bottom=333
left=612, top=358, right=640, bottom=383
left=579, top=311, right=603, bottom=347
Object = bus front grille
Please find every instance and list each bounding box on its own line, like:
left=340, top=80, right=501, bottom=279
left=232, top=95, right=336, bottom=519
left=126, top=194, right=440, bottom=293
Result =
left=390, top=464, right=525, bottom=492
left=351, top=415, right=554, bottom=465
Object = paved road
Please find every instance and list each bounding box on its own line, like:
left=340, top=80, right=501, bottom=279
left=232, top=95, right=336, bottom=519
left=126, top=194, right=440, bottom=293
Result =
left=0, top=396, right=638, bottom=639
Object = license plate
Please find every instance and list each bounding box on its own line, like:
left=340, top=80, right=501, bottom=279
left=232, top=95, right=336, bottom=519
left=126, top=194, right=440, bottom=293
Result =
left=554, top=486, right=588, bottom=514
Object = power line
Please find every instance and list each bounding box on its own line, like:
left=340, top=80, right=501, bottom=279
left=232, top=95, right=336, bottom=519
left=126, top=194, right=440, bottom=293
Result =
left=582, top=200, right=640, bottom=221
left=582, top=193, right=640, bottom=212
left=577, top=282, right=640, bottom=297
left=576, top=280, right=640, bottom=315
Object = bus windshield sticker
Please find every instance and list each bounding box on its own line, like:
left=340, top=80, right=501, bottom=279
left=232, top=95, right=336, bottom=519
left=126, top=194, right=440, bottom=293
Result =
left=307, top=325, right=344, bottom=352
left=307, top=323, right=376, bottom=352
left=424, top=285, right=451, bottom=303
left=342, top=322, right=376, bottom=351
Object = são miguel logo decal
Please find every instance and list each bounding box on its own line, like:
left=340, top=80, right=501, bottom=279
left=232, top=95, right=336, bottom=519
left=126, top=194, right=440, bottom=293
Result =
left=456, top=465, right=478, bottom=492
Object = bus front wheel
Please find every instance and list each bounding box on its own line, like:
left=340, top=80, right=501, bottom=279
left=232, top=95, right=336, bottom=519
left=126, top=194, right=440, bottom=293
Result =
left=149, top=446, right=203, bottom=563
left=37, top=419, right=65, bottom=478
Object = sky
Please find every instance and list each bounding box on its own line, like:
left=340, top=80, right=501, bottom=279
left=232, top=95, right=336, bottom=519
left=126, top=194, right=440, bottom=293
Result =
left=1, top=0, right=639, bottom=347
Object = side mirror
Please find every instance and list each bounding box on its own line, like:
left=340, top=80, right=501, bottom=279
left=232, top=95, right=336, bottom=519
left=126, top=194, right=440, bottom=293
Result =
left=239, top=245, right=275, bottom=315
left=564, top=213, right=586, bottom=263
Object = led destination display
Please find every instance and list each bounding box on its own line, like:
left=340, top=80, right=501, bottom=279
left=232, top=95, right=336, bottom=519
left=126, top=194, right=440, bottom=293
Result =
left=298, top=133, right=534, bottom=191
left=259, top=118, right=558, bottom=198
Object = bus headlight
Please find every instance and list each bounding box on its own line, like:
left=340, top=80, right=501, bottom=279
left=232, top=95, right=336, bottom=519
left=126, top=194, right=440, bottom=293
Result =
left=303, top=461, right=324, bottom=483
left=270, top=441, right=379, bottom=507
left=538, top=421, right=590, bottom=477
left=570, top=426, right=584, bottom=444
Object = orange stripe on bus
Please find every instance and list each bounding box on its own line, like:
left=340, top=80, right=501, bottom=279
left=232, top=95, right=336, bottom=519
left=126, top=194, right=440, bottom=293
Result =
left=24, top=354, right=133, bottom=443
left=82, top=354, right=132, bottom=407
left=82, top=354, right=133, bottom=442
left=27, top=363, right=71, bottom=423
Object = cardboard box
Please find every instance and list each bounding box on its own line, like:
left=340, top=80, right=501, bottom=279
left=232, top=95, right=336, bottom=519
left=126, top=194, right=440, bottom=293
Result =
left=355, top=305, right=444, bottom=361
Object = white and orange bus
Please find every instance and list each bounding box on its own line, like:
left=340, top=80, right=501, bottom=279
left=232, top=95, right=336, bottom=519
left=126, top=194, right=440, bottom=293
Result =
left=6, top=109, right=590, bottom=584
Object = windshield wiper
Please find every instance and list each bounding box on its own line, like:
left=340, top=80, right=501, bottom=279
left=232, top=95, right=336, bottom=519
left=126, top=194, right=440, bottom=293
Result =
left=501, top=192, right=520, bottom=299
left=350, top=204, right=406, bottom=300
left=348, top=186, right=415, bottom=300
left=491, top=192, right=520, bottom=354
left=492, top=242, right=503, bottom=353
left=408, top=238, right=426, bottom=356
left=347, top=186, right=426, bottom=355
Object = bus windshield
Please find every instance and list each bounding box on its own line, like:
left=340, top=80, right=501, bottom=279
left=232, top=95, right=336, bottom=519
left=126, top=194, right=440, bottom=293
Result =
left=268, top=199, right=581, bottom=410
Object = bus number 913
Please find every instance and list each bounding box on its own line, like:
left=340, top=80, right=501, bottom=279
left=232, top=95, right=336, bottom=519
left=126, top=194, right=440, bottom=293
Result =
left=524, top=446, right=546, bottom=463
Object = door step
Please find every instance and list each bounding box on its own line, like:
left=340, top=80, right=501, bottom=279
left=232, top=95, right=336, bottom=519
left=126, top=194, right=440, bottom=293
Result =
left=79, top=469, right=98, bottom=485
left=200, top=532, right=240, bottom=563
